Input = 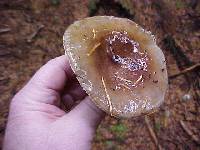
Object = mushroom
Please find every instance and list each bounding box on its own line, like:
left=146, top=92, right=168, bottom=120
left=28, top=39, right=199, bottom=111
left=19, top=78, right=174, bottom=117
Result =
left=63, top=16, right=168, bottom=118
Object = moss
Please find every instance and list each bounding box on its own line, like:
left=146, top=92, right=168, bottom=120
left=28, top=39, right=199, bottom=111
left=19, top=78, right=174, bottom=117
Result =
left=95, top=128, right=103, bottom=141
left=175, top=0, right=186, bottom=9
left=154, top=121, right=161, bottom=132
left=49, top=0, right=60, bottom=6
left=110, top=123, right=127, bottom=138
left=88, top=0, right=99, bottom=16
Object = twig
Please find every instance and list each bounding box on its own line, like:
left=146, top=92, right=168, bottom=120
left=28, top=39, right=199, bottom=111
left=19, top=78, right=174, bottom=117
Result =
left=145, top=116, right=162, bottom=150
left=163, top=35, right=193, bottom=69
left=0, top=51, right=12, bottom=57
left=180, top=120, right=200, bottom=145
left=0, top=28, right=11, bottom=34
left=169, top=63, right=200, bottom=79
left=101, top=76, right=113, bottom=116
left=27, top=24, right=44, bottom=43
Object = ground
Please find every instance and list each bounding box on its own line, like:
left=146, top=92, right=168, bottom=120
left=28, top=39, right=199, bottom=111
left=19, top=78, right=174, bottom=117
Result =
left=0, top=0, right=200, bottom=149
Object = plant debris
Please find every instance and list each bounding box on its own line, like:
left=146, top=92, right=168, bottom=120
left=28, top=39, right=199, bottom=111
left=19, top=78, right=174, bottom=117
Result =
left=145, top=116, right=163, bottom=150
left=180, top=120, right=200, bottom=145
left=27, top=24, right=44, bottom=43
left=1, top=0, right=200, bottom=149
left=169, top=63, right=200, bottom=79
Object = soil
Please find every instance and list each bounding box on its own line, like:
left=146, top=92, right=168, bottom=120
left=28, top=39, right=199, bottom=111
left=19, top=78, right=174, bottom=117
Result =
left=0, top=0, right=200, bottom=149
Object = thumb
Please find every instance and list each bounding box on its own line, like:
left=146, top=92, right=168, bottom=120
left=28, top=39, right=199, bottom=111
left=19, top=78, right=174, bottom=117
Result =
left=65, top=96, right=105, bottom=129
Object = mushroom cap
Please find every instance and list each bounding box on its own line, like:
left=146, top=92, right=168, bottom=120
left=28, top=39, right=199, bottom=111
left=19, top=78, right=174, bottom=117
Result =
left=63, top=16, right=168, bottom=118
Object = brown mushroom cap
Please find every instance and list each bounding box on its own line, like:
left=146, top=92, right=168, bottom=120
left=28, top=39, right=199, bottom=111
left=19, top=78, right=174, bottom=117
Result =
left=63, top=16, right=168, bottom=118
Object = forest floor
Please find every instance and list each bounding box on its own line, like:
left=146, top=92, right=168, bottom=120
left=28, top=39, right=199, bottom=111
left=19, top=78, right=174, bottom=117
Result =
left=0, top=0, right=200, bottom=149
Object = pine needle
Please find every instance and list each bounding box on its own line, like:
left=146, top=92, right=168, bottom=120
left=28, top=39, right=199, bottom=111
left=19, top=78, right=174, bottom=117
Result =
left=92, top=28, right=96, bottom=39
left=101, top=76, right=113, bottom=116
left=134, top=75, right=143, bottom=86
left=87, top=42, right=101, bottom=56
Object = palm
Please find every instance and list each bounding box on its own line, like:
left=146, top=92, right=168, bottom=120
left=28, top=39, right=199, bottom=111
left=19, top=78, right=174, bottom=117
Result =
left=3, top=56, right=104, bottom=150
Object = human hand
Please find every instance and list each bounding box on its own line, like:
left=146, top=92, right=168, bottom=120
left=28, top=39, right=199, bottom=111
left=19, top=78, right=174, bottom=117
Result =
left=3, top=55, right=105, bottom=150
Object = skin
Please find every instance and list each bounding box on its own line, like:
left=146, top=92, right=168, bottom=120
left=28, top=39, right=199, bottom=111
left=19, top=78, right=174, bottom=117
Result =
left=3, top=55, right=105, bottom=150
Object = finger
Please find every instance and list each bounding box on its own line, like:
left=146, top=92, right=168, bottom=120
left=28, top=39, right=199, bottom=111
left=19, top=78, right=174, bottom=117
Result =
left=61, top=94, right=75, bottom=111
left=62, top=97, right=105, bottom=128
left=64, top=83, right=87, bottom=101
left=61, top=77, right=87, bottom=109
left=28, top=55, right=73, bottom=91
left=13, top=55, right=73, bottom=105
